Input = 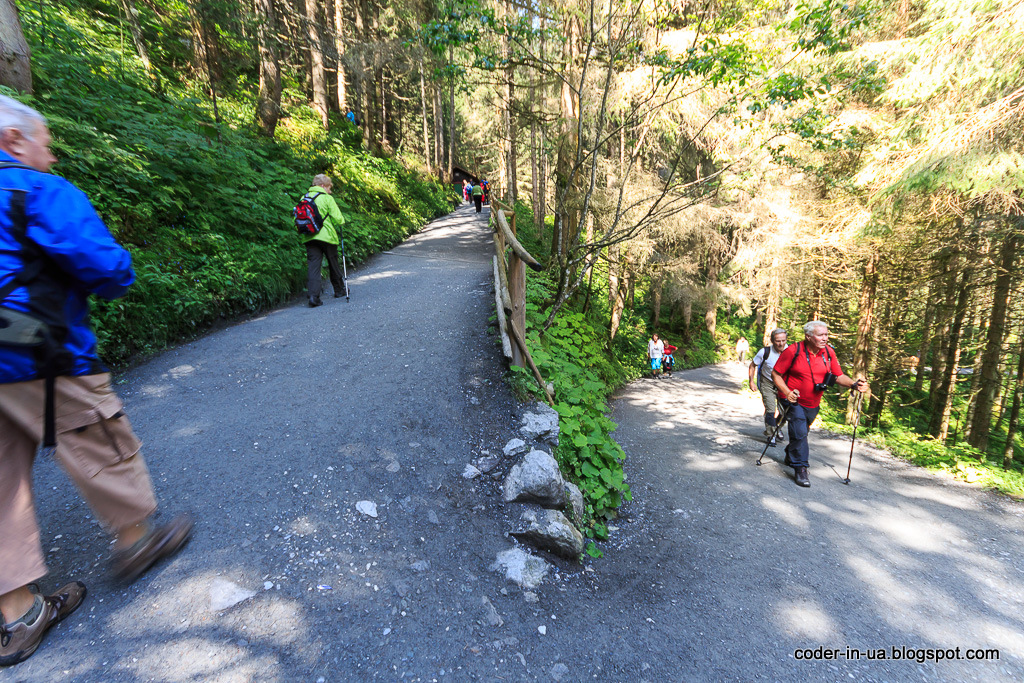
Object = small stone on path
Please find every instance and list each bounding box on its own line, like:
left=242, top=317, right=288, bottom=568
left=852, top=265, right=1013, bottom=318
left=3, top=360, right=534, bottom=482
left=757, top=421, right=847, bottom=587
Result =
left=209, top=578, right=255, bottom=612
left=356, top=500, right=378, bottom=518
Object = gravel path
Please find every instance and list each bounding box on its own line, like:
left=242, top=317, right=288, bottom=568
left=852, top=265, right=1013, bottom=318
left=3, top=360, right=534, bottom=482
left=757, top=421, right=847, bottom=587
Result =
left=7, top=205, right=1024, bottom=682
left=603, top=362, right=1024, bottom=681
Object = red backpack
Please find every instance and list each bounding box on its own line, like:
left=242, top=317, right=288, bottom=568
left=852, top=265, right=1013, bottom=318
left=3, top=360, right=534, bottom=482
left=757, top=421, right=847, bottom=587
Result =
left=293, top=192, right=325, bottom=236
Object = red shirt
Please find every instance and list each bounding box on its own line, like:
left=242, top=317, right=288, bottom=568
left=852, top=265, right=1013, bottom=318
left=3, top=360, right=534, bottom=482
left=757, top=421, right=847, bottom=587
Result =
left=772, top=342, right=844, bottom=409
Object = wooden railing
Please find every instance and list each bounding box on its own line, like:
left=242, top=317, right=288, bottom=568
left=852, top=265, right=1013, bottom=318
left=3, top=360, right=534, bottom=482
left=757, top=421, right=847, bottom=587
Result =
left=489, top=199, right=553, bottom=406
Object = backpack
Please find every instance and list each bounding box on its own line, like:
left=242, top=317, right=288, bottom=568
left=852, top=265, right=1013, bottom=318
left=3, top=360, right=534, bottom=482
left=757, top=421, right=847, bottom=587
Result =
left=294, top=192, right=325, bottom=236
left=0, top=162, right=74, bottom=448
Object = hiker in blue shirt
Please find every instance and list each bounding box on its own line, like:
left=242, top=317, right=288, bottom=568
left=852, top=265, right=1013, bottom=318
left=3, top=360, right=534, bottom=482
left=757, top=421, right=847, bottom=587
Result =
left=0, top=95, right=191, bottom=666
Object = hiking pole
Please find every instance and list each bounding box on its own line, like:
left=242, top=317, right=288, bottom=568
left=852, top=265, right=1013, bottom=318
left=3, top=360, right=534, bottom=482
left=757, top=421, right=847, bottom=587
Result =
left=756, top=399, right=791, bottom=466
left=842, top=390, right=865, bottom=484
left=338, top=230, right=350, bottom=302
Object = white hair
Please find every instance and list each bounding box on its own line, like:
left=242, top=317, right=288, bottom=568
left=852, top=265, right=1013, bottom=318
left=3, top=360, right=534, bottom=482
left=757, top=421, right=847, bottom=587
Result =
left=312, top=174, right=332, bottom=188
left=770, top=328, right=788, bottom=341
left=0, top=94, right=46, bottom=140
left=803, top=320, right=828, bottom=336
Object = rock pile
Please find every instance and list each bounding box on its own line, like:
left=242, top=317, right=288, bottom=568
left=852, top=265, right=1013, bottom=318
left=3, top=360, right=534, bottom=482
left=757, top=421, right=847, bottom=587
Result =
left=490, top=403, right=585, bottom=589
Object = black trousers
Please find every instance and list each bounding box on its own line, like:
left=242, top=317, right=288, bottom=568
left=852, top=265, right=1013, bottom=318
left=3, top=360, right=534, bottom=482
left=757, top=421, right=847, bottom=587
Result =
left=474, top=195, right=482, bottom=212
left=306, top=240, right=344, bottom=302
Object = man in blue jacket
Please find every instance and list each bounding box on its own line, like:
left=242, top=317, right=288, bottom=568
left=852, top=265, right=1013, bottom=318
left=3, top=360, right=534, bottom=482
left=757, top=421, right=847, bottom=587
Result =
left=0, top=95, right=192, bottom=666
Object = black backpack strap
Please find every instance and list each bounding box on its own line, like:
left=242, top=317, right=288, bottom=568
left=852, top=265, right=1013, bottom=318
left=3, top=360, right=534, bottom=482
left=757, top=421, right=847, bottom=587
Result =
left=1, top=185, right=59, bottom=449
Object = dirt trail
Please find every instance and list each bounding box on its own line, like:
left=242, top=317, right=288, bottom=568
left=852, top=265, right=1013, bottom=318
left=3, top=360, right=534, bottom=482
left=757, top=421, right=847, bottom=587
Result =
left=9, top=206, right=1024, bottom=682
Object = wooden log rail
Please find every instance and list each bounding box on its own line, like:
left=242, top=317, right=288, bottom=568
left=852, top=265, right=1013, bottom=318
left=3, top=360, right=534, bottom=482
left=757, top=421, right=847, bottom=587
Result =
left=489, top=199, right=554, bottom=406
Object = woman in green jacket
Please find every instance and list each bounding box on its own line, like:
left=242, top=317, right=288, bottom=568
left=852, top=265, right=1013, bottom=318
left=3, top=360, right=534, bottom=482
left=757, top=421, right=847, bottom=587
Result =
left=302, top=174, right=346, bottom=307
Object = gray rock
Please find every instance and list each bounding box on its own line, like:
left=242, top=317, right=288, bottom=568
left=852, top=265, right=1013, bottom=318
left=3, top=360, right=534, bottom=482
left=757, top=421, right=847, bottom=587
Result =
left=356, top=500, right=378, bottom=518
left=503, top=438, right=530, bottom=457
left=503, top=449, right=565, bottom=507
left=520, top=404, right=560, bottom=446
left=411, top=560, right=430, bottom=572
left=490, top=548, right=550, bottom=589
left=209, top=578, right=255, bottom=612
left=481, top=596, right=504, bottom=627
left=427, top=509, right=440, bottom=525
left=550, top=662, right=570, bottom=681
left=511, top=507, right=584, bottom=560
left=462, top=464, right=482, bottom=479
left=475, top=455, right=502, bottom=473
left=564, top=481, right=585, bottom=527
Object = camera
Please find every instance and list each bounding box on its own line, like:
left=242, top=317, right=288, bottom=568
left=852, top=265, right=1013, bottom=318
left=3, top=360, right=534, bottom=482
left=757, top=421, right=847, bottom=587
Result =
left=814, top=372, right=837, bottom=392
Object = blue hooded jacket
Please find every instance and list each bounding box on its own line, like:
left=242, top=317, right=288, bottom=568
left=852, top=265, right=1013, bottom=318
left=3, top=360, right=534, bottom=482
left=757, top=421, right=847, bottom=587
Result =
left=0, top=151, right=134, bottom=383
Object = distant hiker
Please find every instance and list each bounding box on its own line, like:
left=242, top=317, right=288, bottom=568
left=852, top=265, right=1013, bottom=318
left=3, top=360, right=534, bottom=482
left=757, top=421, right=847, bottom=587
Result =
left=481, top=179, right=490, bottom=204
left=749, top=328, right=790, bottom=446
left=736, top=336, right=749, bottom=363
left=472, top=182, right=483, bottom=213
left=0, top=94, right=192, bottom=666
left=663, top=342, right=677, bottom=377
left=772, top=321, right=868, bottom=488
left=346, top=111, right=356, bottom=124
left=299, top=174, right=347, bottom=307
left=648, top=333, right=665, bottom=379
left=462, top=179, right=470, bottom=203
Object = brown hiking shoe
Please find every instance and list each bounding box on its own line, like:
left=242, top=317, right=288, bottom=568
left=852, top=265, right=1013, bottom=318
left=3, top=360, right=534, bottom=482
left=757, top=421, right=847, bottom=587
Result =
left=0, top=581, right=87, bottom=667
left=112, top=515, right=194, bottom=583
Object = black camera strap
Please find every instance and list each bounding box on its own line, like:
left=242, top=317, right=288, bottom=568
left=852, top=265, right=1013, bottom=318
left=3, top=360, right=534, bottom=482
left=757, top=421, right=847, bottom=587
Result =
left=801, top=341, right=832, bottom=389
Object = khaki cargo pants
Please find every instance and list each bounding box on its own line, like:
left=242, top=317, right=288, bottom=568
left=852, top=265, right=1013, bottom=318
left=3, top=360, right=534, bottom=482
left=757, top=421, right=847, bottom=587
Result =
left=0, top=374, right=156, bottom=594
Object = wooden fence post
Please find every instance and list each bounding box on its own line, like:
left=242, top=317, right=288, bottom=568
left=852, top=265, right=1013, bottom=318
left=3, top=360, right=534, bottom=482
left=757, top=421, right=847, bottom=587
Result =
left=508, top=212, right=526, bottom=368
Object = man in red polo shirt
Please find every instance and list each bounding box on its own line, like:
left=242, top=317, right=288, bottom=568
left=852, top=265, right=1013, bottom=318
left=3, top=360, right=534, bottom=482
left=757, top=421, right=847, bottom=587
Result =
left=772, top=321, right=868, bottom=488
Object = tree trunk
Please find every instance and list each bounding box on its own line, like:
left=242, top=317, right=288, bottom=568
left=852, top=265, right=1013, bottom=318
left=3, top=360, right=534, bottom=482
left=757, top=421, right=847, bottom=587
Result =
left=1002, top=329, right=1024, bottom=469
left=968, top=229, right=1018, bottom=451
left=961, top=302, right=987, bottom=442
left=914, top=295, right=935, bottom=392
left=0, top=0, right=31, bottom=93
left=554, top=13, right=580, bottom=263
left=255, top=0, right=282, bottom=136
left=652, top=274, right=663, bottom=328
left=609, top=278, right=625, bottom=341
left=188, top=1, right=221, bottom=84
left=433, top=82, right=443, bottom=179
left=929, top=255, right=958, bottom=413
left=848, top=249, right=879, bottom=423
left=306, top=0, right=329, bottom=129
left=335, top=0, right=347, bottom=113
left=447, top=43, right=454, bottom=181
left=531, top=114, right=540, bottom=235
left=117, top=0, right=152, bottom=71
left=419, top=55, right=431, bottom=172
left=929, top=256, right=974, bottom=440
left=505, top=1, right=517, bottom=205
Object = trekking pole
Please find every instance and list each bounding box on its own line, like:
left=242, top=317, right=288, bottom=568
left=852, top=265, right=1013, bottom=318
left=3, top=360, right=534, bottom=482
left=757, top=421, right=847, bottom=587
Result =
left=338, top=229, right=350, bottom=302
left=756, top=399, right=791, bottom=466
left=842, top=390, right=864, bottom=484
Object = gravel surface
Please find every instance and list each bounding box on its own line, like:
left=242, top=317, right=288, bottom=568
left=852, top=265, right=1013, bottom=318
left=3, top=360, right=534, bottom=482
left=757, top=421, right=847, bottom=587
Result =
left=7, top=204, right=1024, bottom=682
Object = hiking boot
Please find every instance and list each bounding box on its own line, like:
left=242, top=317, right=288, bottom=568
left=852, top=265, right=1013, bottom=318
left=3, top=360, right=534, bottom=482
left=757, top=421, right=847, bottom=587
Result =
left=112, top=515, right=194, bottom=583
left=795, top=466, right=810, bottom=487
left=308, top=298, right=323, bottom=308
left=768, top=436, right=777, bottom=447
left=0, top=582, right=86, bottom=667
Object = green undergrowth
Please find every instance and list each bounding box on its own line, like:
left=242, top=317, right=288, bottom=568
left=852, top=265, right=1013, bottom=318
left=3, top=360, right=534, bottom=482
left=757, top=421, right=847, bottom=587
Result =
left=16, top=3, right=456, bottom=365
left=501, top=201, right=742, bottom=557
left=817, top=389, right=1024, bottom=499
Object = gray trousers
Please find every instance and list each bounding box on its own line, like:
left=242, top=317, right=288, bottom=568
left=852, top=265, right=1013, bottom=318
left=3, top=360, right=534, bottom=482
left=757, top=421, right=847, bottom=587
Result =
left=758, top=376, right=779, bottom=428
left=306, top=241, right=344, bottom=302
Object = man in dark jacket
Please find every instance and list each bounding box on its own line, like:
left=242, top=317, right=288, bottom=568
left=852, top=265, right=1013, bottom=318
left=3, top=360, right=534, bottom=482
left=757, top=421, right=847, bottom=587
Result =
left=0, top=95, right=192, bottom=667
